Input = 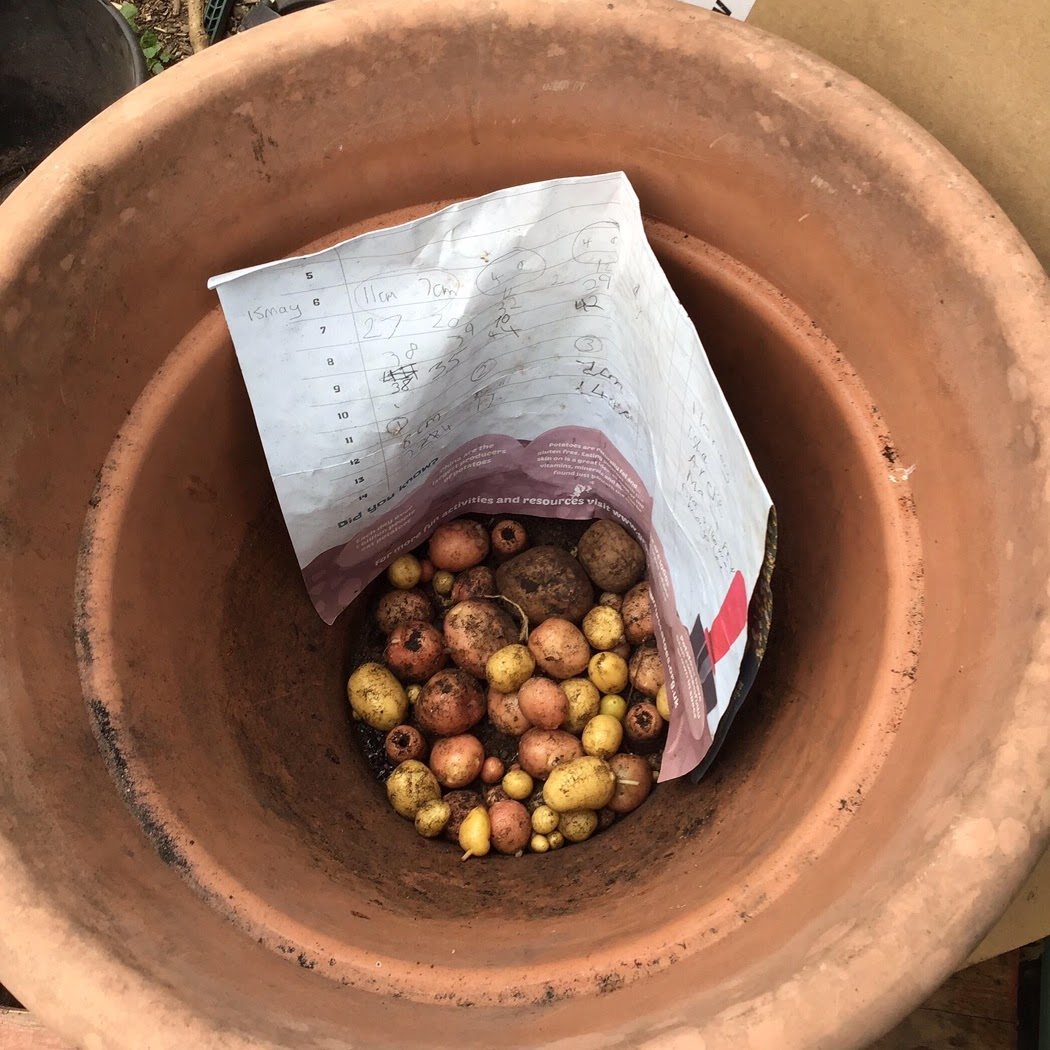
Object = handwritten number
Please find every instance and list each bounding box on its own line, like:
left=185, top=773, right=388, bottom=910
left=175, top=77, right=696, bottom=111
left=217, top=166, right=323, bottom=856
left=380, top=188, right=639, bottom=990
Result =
left=312, top=298, right=320, bottom=307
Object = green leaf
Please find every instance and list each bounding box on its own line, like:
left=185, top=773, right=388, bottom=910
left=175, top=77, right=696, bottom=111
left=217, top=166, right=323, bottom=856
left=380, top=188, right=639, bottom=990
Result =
left=119, top=3, right=139, bottom=29
left=140, top=29, right=158, bottom=47
left=142, top=43, right=161, bottom=59
left=150, top=60, right=164, bottom=75
left=159, top=49, right=172, bottom=63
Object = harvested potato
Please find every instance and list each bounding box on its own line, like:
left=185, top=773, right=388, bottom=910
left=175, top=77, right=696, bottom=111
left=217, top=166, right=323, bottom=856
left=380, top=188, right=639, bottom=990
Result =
left=530, top=834, right=550, bottom=853
left=429, top=734, right=485, bottom=788
left=430, top=519, right=489, bottom=572
left=444, top=599, right=519, bottom=678
left=384, top=620, right=447, bottom=683
left=415, top=669, right=486, bottom=736
left=388, top=554, right=423, bottom=590
left=531, top=805, right=559, bottom=835
left=607, top=753, right=653, bottom=814
left=589, top=651, right=628, bottom=695
left=582, top=714, right=624, bottom=759
left=491, top=519, right=528, bottom=558
left=548, top=831, right=565, bottom=849
left=459, top=806, right=491, bottom=860
left=451, top=566, right=497, bottom=603
left=484, top=783, right=510, bottom=806
left=517, top=728, right=584, bottom=779
left=489, top=799, right=531, bottom=854
left=481, top=756, right=505, bottom=784
left=621, top=582, right=654, bottom=645
left=562, top=678, right=601, bottom=734
left=386, top=760, right=441, bottom=818
left=543, top=756, right=617, bottom=813
left=600, top=694, right=627, bottom=721
left=384, top=724, right=427, bottom=764
left=415, top=799, right=451, bottom=838
left=495, top=546, right=593, bottom=624
left=502, top=768, right=534, bottom=800
left=597, top=807, right=617, bottom=830
left=558, top=809, right=599, bottom=843
left=612, top=641, right=631, bottom=661
left=348, top=662, right=408, bottom=731
left=433, top=570, right=455, bottom=596
left=624, top=702, right=665, bottom=751
left=442, top=790, right=483, bottom=842
left=487, top=686, right=532, bottom=736
left=376, top=589, right=433, bottom=635
left=628, top=645, right=664, bottom=698
left=656, top=684, right=670, bottom=720
left=582, top=605, right=625, bottom=651
left=486, top=644, right=536, bottom=694
left=578, top=520, right=646, bottom=593
left=420, top=559, right=435, bottom=584
left=598, top=592, right=623, bottom=611
left=517, top=677, right=569, bottom=730
left=406, top=684, right=422, bottom=705
left=528, top=619, right=591, bottom=680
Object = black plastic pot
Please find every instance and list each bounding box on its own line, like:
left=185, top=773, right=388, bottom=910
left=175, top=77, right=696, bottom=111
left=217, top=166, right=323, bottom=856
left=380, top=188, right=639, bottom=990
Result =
left=0, top=0, right=148, bottom=201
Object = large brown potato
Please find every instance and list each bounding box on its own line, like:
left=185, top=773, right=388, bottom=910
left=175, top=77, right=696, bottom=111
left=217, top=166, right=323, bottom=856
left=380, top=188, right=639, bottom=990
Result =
left=495, top=546, right=593, bottom=624
left=577, top=520, right=646, bottom=593
left=415, top=669, right=486, bottom=736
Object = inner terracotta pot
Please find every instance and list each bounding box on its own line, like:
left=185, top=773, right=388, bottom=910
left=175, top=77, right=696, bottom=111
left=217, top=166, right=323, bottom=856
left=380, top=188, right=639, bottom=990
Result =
left=1, top=2, right=1048, bottom=1048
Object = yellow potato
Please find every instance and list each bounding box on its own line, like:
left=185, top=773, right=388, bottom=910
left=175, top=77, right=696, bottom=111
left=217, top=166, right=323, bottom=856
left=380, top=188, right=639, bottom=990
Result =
left=547, top=830, right=565, bottom=849
left=599, top=694, right=627, bottom=720
left=582, top=605, right=625, bottom=651
left=562, top=678, right=601, bottom=734
left=458, top=806, right=491, bottom=860
left=387, top=554, right=423, bottom=590
left=386, top=760, right=441, bottom=819
left=531, top=804, right=559, bottom=835
left=530, top=833, right=550, bottom=853
left=406, top=684, right=422, bottom=705
left=486, top=644, right=537, bottom=693
left=656, top=684, right=670, bottom=720
left=347, top=662, right=408, bottom=731
left=542, top=756, right=616, bottom=813
left=502, top=769, right=534, bottom=800
left=433, top=570, right=455, bottom=596
left=558, top=809, right=599, bottom=843
left=581, top=714, right=624, bottom=759
left=414, top=799, right=451, bottom=838
left=588, top=651, right=628, bottom=695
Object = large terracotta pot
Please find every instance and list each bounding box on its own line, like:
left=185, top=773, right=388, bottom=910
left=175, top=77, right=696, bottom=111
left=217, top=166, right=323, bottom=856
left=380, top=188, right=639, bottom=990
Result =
left=1, top=1, right=1048, bottom=1047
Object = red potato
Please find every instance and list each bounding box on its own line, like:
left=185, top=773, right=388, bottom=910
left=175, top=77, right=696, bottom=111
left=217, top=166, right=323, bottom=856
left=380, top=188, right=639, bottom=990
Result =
left=517, top=728, right=584, bottom=780
left=384, top=620, right=447, bottom=682
left=528, top=619, right=591, bottom=680
left=607, top=753, right=653, bottom=814
left=491, top=520, right=528, bottom=558
left=415, top=669, right=486, bottom=736
left=451, top=566, right=497, bottom=603
left=384, top=725, right=427, bottom=764
left=624, top=702, right=665, bottom=752
left=621, top=582, right=654, bottom=645
left=487, top=686, right=532, bottom=736
left=628, top=645, right=665, bottom=698
left=444, top=599, right=518, bottom=678
left=488, top=800, right=532, bottom=854
left=429, top=519, right=490, bottom=572
left=419, top=559, right=435, bottom=584
left=481, top=756, right=505, bottom=784
left=517, top=677, right=569, bottom=730
left=376, top=589, right=433, bottom=634
left=429, top=735, right=485, bottom=789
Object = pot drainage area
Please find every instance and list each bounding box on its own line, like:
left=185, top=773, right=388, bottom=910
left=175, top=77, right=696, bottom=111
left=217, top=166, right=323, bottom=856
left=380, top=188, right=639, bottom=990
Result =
left=75, top=204, right=922, bottom=1006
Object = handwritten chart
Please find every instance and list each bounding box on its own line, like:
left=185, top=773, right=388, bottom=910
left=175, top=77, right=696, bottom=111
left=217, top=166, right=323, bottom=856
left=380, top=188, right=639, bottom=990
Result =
left=210, top=173, right=771, bottom=779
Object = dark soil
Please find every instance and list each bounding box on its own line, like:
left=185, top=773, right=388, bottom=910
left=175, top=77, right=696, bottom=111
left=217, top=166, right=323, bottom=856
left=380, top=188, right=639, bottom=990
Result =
left=127, top=0, right=263, bottom=67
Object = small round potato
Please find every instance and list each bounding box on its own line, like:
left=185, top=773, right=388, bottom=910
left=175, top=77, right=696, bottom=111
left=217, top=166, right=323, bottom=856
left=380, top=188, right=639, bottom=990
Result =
left=491, top=520, right=528, bottom=558
left=588, top=651, right=629, bottom=695
left=458, top=806, right=491, bottom=860
left=489, top=799, right=532, bottom=854
left=420, top=559, right=435, bottom=584
left=414, top=799, right=452, bottom=838
left=624, top=701, right=665, bottom=751
left=628, top=645, right=665, bottom=698
left=429, top=734, right=485, bottom=788
left=598, top=592, right=623, bottom=611
left=451, top=566, right=497, bottom=603
left=415, top=669, right=486, bottom=736
left=561, top=678, right=601, bottom=734
left=430, top=519, right=490, bottom=572
left=481, top=756, right=505, bottom=784
left=528, top=618, right=591, bottom=680
left=376, top=589, right=433, bottom=635
left=531, top=804, right=559, bottom=835
left=433, top=570, right=455, bottom=596
left=517, top=729, right=584, bottom=779
left=517, top=677, right=569, bottom=730
left=384, top=620, right=447, bottom=683
left=486, top=644, right=536, bottom=694
left=558, top=809, right=599, bottom=843
left=548, top=831, right=565, bottom=849
left=582, top=605, right=626, bottom=651
left=621, top=581, right=654, bottom=645
left=347, top=662, right=409, bottom=731
left=487, top=686, right=532, bottom=736
left=530, top=834, right=550, bottom=853
left=388, top=553, right=423, bottom=590
left=384, top=725, right=427, bottom=764
left=607, top=753, right=653, bottom=814
left=577, top=520, right=646, bottom=593
left=600, top=694, right=627, bottom=721
left=656, top=684, right=671, bottom=720
left=542, top=756, right=616, bottom=813
left=581, top=714, right=624, bottom=759
left=502, top=768, right=534, bottom=800
left=386, top=760, right=441, bottom=818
